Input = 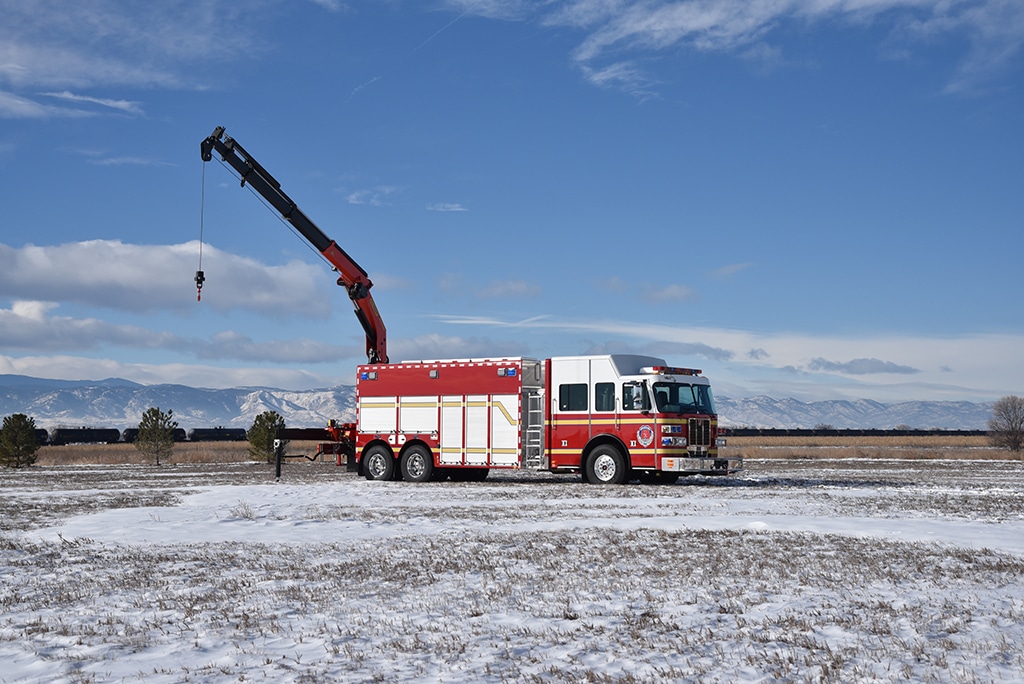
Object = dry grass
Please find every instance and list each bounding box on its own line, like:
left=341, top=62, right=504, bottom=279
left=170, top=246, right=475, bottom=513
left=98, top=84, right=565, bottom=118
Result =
left=28, top=435, right=1021, bottom=467
left=723, top=434, right=1019, bottom=460
left=32, top=440, right=338, bottom=467
left=33, top=441, right=251, bottom=466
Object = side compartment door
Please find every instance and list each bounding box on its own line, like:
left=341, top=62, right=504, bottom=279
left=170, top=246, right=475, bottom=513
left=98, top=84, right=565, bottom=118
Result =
left=439, top=395, right=464, bottom=465
left=490, top=394, right=520, bottom=466
left=465, top=395, right=489, bottom=465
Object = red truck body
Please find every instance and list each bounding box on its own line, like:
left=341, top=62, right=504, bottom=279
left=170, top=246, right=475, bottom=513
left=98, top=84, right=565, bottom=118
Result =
left=352, top=354, right=740, bottom=484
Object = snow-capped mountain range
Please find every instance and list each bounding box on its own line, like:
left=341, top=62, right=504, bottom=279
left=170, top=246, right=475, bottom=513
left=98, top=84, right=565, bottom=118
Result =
left=0, top=375, right=994, bottom=430
left=0, top=375, right=355, bottom=431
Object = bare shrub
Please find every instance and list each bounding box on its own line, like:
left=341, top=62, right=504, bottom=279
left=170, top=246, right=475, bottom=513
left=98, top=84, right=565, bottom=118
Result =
left=988, top=396, right=1024, bottom=452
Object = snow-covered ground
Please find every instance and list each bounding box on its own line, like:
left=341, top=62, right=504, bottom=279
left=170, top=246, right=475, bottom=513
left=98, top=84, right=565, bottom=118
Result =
left=2, top=459, right=1023, bottom=683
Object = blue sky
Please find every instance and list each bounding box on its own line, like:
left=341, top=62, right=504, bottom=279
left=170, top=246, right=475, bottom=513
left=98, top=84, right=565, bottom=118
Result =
left=1, top=0, right=1022, bottom=402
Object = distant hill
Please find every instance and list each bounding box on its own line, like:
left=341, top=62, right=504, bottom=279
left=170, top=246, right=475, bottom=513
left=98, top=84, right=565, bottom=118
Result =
left=0, top=377, right=355, bottom=430
left=716, top=396, right=993, bottom=430
left=0, top=376, right=993, bottom=431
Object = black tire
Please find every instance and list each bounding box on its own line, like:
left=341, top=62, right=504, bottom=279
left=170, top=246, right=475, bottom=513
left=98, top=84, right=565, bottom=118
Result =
left=400, top=445, right=434, bottom=483
left=363, top=445, right=395, bottom=481
left=585, top=445, right=629, bottom=485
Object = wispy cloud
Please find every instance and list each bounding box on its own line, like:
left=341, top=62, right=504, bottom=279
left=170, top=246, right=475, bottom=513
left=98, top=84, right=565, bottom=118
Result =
left=431, top=312, right=1024, bottom=400
left=478, top=280, right=542, bottom=298
left=389, top=333, right=525, bottom=361
left=191, top=330, right=360, bottom=364
left=89, top=156, right=174, bottom=167
left=307, top=0, right=351, bottom=12
left=645, top=284, right=695, bottom=302
left=40, top=91, right=144, bottom=115
left=0, top=90, right=92, bottom=118
left=345, top=186, right=399, bottom=206
left=427, top=202, right=469, bottom=212
left=712, top=262, right=752, bottom=278
left=449, top=0, right=1024, bottom=96
left=0, top=353, right=334, bottom=390
left=808, top=357, right=921, bottom=376
left=0, top=0, right=270, bottom=117
left=0, top=300, right=360, bottom=364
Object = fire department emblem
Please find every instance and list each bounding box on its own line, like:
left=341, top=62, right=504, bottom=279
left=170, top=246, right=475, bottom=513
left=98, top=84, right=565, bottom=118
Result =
left=637, top=424, right=655, bottom=448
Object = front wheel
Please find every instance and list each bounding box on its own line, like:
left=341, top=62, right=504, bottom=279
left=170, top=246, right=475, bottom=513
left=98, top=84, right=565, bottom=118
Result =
left=363, top=445, right=395, bottom=481
left=585, top=445, right=628, bottom=485
left=400, top=445, right=434, bottom=483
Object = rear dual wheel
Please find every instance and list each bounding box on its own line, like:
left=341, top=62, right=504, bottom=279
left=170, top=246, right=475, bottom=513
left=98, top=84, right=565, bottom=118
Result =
left=363, top=445, right=395, bottom=481
left=400, top=445, right=434, bottom=483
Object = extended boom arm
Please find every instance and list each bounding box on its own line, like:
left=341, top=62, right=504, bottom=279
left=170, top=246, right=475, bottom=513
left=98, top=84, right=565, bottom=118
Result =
left=200, top=126, right=388, bottom=364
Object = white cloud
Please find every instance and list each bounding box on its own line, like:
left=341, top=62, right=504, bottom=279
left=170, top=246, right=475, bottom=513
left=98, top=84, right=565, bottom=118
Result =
left=345, top=186, right=399, bottom=206
left=388, top=333, right=525, bottom=362
left=433, top=313, right=1024, bottom=401
left=39, top=91, right=143, bottom=115
left=0, top=354, right=337, bottom=391
left=307, top=0, right=350, bottom=12
left=192, top=331, right=361, bottom=364
left=645, top=284, right=696, bottom=302
left=477, top=280, right=543, bottom=298
left=0, top=1, right=260, bottom=88
left=579, top=61, right=657, bottom=98
left=0, top=90, right=92, bottom=118
left=0, top=300, right=359, bottom=364
left=0, top=240, right=332, bottom=317
left=455, top=0, right=1024, bottom=95
left=808, top=357, right=921, bottom=375
left=0, top=300, right=179, bottom=351
left=712, top=262, right=753, bottom=278
left=426, top=202, right=469, bottom=212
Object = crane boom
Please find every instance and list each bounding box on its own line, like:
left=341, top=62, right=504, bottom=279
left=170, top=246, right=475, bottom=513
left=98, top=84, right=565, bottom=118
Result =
left=200, top=126, right=388, bottom=364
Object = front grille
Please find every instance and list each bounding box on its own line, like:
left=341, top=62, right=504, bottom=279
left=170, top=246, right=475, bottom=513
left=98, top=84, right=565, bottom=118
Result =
left=689, top=418, right=711, bottom=447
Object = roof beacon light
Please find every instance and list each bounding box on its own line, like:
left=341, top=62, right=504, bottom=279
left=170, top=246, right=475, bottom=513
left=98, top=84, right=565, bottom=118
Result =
left=641, top=365, right=702, bottom=376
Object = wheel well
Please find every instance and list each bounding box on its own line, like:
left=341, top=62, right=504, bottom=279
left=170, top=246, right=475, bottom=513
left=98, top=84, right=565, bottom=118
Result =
left=397, top=439, right=434, bottom=463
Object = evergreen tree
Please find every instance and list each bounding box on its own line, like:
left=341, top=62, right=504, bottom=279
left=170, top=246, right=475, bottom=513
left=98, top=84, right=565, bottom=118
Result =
left=0, top=413, right=41, bottom=468
left=248, top=411, right=287, bottom=462
left=135, top=407, right=178, bottom=465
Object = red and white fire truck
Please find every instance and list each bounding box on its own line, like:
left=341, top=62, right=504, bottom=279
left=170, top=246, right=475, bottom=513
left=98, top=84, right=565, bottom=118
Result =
left=355, top=355, right=737, bottom=484
left=201, top=127, right=740, bottom=483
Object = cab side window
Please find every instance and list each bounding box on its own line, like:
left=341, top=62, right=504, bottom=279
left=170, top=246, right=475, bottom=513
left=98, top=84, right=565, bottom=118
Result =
left=595, top=382, right=615, bottom=412
left=558, top=383, right=588, bottom=411
left=622, top=383, right=649, bottom=411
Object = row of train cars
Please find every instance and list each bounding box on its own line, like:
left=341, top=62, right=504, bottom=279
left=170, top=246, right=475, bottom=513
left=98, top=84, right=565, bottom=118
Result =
left=39, top=425, right=987, bottom=446
left=36, top=427, right=248, bottom=446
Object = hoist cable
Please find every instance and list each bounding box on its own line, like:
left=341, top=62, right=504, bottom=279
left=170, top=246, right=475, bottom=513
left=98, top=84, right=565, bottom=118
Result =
left=194, top=160, right=207, bottom=301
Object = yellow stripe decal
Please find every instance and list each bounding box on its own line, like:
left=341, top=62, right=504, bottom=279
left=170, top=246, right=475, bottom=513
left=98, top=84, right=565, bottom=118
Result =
left=494, top=401, right=516, bottom=426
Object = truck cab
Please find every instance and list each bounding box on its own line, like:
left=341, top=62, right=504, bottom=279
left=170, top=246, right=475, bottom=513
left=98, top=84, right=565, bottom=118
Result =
left=546, top=355, right=738, bottom=483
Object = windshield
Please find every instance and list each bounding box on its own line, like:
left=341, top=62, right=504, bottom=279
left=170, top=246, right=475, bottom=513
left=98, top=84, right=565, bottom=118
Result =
left=652, top=382, right=716, bottom=415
